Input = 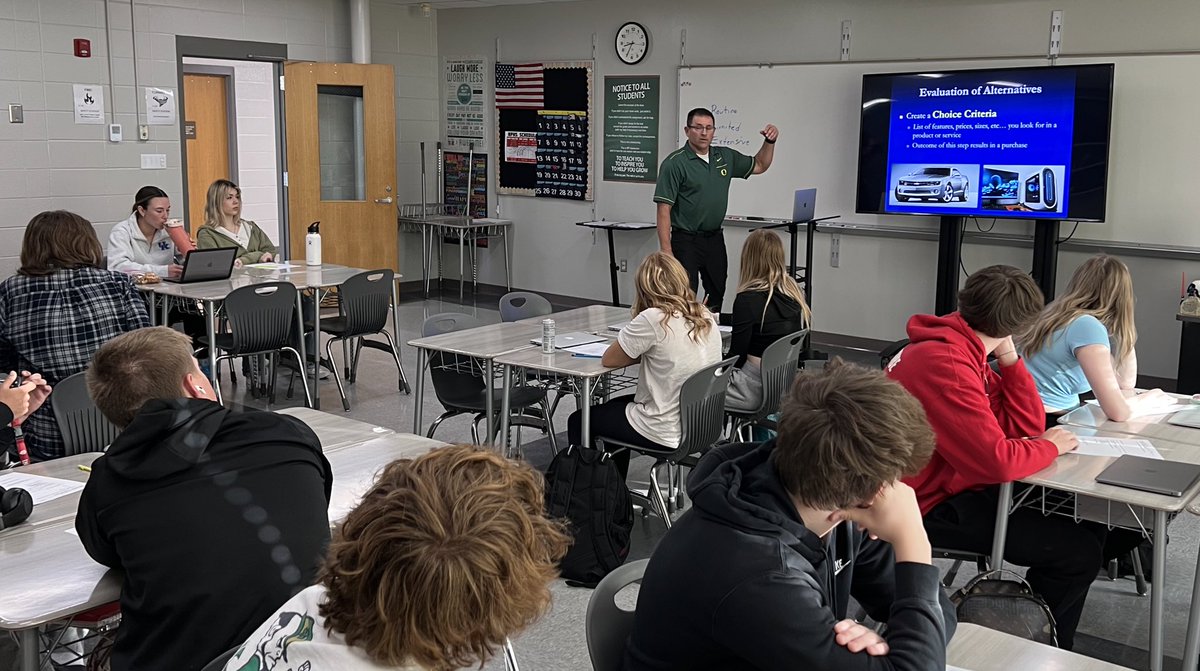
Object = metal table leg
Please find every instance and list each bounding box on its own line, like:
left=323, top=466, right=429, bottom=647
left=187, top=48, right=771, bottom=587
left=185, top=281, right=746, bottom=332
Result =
left=499, top=363, right=513, bottom=450
left=580, top=376, right=594, bottom=447
left=503, top=226, right=512, bottom=291
left=160, top=293, right=170, bottom=325
left=310, top=289, right=321, bottom=410
left=413, top=348, right=427, bottom=434
left=989, top=481, right=1013, bottom=570
left=421, top=222, right=430, bottom=298
left=205, top=298, right=219, bottom=391
left=294, top=292, right=312, bottom=408
left=1179, top=525, right=1200, bottom=671
left=390, top=279, right=410, bottom=393
left=483, top=358, right=494, bottom=443
left=1150, top=509, right=1168, bottom=671
left=458, top=229, right=467, bottom=303
left=146, top=292, right=157, bottom=326
left=17, top=627, right=37, bottom=671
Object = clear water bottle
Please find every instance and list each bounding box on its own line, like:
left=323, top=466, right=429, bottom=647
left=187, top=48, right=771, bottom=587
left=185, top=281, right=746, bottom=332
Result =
left=542, top=319, right=555, bottom=354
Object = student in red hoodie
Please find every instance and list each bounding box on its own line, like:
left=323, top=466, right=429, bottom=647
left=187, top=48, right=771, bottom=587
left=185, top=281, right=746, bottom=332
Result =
left=887, top=264, right=1102, bottom=650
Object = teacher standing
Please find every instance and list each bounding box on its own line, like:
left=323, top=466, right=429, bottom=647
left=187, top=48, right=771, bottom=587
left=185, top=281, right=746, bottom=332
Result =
left=653, top=107, right=778, bottom=312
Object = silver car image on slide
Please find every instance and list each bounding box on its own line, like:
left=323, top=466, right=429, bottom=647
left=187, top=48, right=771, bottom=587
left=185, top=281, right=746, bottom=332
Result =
left=894, top=167, right=970, bottom=202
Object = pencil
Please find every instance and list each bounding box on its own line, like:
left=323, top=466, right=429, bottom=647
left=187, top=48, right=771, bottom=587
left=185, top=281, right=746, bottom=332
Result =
left=78, top=464, right=92, bottom=473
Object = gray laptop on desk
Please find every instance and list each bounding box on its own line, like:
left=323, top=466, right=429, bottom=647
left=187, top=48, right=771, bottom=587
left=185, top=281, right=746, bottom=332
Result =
left=1095, top=455, right=1200, bottom=497
left=792, top=188, right=817, bottom=223
left=162, top=247, right=238, bottom=284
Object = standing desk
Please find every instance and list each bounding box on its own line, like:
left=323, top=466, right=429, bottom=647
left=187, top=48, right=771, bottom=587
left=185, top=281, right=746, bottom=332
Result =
left=0, top=410, right=444, bottom=671
left=145, top=264, right=410, bottom=409
left=1056, top=403, right=1200, bottom=671
left=399, top=214, right=512, bottom=301
left=574, top=221, right=656, bottom=306
left=947, top=623, right=1135, bottom=670
left=407, top=322, right=542, bottom=441
left=989, top=406, right=1200, bottom=671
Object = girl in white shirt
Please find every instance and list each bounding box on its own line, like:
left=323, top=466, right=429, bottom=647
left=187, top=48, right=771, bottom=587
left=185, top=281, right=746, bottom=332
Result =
left=567, top=252, right=723, bottom=476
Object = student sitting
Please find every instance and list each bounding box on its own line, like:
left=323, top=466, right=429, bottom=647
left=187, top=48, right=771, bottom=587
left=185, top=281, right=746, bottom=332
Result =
left=224, top=444, right=569, bottom=671
left=1021, top=254, right=1168, bottom=425
left=624, top=360, right=955, bottom=670
left=887, top=264, right=1138, bottom=650
left=107, top=185, right=194, bottom=280
left=197, top=179, right=277, bottom=268
left=0, top=211, right=149, bottom=461
left=566, top=252, right=722, bottom=476
left=76, top=326, right=333, bottom=671
left=724, top=229, right=810, bottom=411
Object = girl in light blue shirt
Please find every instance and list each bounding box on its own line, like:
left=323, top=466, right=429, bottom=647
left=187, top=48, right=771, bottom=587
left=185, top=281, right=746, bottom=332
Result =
left=1021, top=254, right=1168, bottom=423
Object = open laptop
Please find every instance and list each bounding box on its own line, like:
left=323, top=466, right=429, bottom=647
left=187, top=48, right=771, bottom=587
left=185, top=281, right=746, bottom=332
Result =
left=163, top=247, right=238, bottom=284
left=792, top=188, right=817, bottom=223
left=530, top=331, right=607, bottom=348
left=1095, top=455, right=1200, bottom=497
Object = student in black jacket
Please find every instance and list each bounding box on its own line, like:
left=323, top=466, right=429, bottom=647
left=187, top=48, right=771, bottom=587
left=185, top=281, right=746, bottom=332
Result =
left=724, top=229, right=809, bottom=411
left=624, top=360, right=956, bottom=671
left=75, top=327, right=333, bottom=671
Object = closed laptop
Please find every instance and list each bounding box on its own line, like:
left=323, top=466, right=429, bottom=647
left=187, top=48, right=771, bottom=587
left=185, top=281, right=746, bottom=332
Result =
left=1095, top=455, right=1200, bottom=497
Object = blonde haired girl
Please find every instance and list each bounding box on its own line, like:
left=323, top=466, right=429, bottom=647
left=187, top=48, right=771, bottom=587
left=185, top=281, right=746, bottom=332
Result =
left=724, top=229, right=810, bottom=410
left=566, top=252, right=722, bottom=476
left=196, top=179, right=276, bottom=268
left=1021, top=254, right=1167, bottom=423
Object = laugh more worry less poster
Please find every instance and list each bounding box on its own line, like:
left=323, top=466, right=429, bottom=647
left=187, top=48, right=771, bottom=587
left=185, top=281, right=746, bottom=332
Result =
left=603, top=75, right=659, bottom=183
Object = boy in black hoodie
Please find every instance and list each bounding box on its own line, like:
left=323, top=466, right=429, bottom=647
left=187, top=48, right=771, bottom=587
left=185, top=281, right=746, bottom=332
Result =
left=75, top=326, right=333, bottom=671
left=624, top=360, right=955, bottom=671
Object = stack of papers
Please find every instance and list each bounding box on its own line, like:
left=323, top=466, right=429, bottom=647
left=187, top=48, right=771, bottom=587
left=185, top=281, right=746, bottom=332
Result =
left=1074, top=436, right=1163, bottom=460
left=564, top=342, right=610, bottom=358
left=0, top=472, right=86, bottom=504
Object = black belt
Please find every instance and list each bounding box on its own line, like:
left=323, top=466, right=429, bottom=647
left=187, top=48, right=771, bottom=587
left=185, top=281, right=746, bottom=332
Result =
left=672, top=228, right=723, bottom=238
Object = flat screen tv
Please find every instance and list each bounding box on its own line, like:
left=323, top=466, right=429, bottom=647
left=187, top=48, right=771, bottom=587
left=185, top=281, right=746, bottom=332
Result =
left=855, top=63, right=1114, bottom=221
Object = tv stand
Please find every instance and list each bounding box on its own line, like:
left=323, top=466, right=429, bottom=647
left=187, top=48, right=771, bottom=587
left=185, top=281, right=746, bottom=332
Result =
left=935, top=217, right=1061, bottom=315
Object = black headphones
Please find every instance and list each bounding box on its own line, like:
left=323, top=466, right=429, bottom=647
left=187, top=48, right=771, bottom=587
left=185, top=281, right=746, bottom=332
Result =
left=0, top=486, right=33, bottom=530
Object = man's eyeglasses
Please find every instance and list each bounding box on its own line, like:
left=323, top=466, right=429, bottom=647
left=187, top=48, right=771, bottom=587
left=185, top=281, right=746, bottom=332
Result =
left=687, top=125, right=716, bottom=134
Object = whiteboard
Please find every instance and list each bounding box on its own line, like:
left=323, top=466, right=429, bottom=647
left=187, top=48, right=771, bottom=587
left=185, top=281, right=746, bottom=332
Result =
left=676, top=54, right=1200, bottom=247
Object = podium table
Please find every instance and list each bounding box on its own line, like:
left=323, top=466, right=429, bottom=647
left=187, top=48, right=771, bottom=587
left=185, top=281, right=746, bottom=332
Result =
left=575, top=221, right=656, bottom=306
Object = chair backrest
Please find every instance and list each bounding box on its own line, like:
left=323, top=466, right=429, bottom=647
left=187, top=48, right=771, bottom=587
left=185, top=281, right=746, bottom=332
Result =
left=51, top=371, right=120, bottom=456
left=199, top=645, right=238, bottom=671
left=675, top=356, right=739, bottom=460
left=585, top=559, right=648, bottom=671
left=421, top=313, right=486, bottom=406
left=498, top=291, right=552, bottom=322
left=880, top=338, right=909, bottom=369
left=223, top=282, right=299, bottom=356
left=741, top=329, right=808, bottom=422
left=336, top=269, right=393, bottom=336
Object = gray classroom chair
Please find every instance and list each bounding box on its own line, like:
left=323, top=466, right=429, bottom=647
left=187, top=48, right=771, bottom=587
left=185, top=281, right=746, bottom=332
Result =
left=318, top=269, right=411, bottom=411
left=585, top=559, right=649, bottom=671
left=51, top=371, right=120, bottom=456
left=498, top=291, right=552, bottom=322
left=596, top=357, right=738, bottom=528
left=725, top=329, right=808, bottom=441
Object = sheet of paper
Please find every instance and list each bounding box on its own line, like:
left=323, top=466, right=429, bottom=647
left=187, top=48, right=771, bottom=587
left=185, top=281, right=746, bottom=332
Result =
left=1074, top=436, right=1163, bottom=460
left=244, top=262, right=296, bottom=270
left=565, top=342, right=611, bottom=358
left=946, top=666, right=973, bottom=671
left=0, top=472, right=86, bottom=504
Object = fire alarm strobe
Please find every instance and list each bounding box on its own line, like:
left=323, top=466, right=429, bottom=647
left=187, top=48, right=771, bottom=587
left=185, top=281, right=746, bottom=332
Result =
left=74, top=39, right=91, bottom=58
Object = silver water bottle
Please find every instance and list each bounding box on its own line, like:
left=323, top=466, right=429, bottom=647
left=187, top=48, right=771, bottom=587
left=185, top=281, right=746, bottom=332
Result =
left=542, top=319, right=555, bottom=354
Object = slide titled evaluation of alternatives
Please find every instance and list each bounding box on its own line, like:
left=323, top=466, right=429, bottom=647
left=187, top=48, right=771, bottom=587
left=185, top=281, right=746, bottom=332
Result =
left=883, top=68, right=1076, bottom=217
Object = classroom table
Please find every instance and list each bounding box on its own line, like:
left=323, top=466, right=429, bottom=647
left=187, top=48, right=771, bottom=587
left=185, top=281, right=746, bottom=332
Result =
left=407, top=321, right=541, bottom=442
left=990, top=419, right=1200, bottom=671
left=514, top=304, right=631, bottom=332
left=143, top=263, right=409, bottom=409
left=946, top=623, right=1135, bottom=671
left=0, top=411, right=444, bottom=671
left=399, top=214, right=512, bottom=301
left=1056, top=403, right=1200, bottom=671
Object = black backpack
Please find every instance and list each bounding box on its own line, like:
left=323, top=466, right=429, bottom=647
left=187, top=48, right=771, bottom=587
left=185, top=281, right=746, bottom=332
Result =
left=950, top=569, right=1058, bottom=646
left=544, top=445, right=633, bottom=587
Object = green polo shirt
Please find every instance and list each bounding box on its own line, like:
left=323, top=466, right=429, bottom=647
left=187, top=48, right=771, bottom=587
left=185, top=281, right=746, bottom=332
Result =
left=653, top=144, right=755, bottom=232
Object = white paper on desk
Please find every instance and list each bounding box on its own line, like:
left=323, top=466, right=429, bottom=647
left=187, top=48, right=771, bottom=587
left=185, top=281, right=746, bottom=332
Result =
left=0, top=472, right=85, bottom=504
left=565, top=342, right=611, bottom=358
left=946, top=666, right=972, bottom=671
left=1074, top=436, right=1163, bottom=460
left=244, top=262, right=295, bottom=270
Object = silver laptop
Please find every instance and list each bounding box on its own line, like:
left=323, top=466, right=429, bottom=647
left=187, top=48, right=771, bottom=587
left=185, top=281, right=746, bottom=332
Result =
left=530, top=331, right=607, bottom=348
left=792, top=188, right=817, bottom=223
left=1167, top=408, right=1200, bottom=429
left=1095, top=455, right=1200, bottom=497
left=163, top=247, right=238, bottom=284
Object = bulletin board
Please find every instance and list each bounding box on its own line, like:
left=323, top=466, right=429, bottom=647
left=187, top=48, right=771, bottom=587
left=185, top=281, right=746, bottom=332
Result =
left=442, top=151, right=488, bottom=218
left=495, top=61, right=594, bottom=201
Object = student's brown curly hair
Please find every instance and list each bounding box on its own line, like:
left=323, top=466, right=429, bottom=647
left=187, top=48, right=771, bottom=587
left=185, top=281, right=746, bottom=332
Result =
left=318, top=445, right=570, bottom=670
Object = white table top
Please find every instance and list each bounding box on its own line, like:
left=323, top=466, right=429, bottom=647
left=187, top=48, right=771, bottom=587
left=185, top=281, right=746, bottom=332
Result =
left=140, top=264, right=384, bottom=300
left=397, top=214, right=511, bottom=230
left=0, top=410, right=444, bottom=631
left=408, top=321, right=541, bottom=358
left=278, top=407, right=395, bottom=451
left=1059, top=399, right=1199, bottom=444
left=947, top=623, right=1134, bottom=670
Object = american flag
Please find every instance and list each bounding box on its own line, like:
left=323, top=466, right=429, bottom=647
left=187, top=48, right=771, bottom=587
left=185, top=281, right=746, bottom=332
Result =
left=495, top=63, right=544, bottom=109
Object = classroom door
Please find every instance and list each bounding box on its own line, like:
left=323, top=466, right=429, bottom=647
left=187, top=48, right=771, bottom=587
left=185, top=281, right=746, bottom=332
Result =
left=182, top=73, right=232, bottom=228
left=284, top=62, right=397, bottom=270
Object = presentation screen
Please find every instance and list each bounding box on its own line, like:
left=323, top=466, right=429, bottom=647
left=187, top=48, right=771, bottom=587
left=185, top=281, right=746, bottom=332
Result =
left=855, top=64, right=1114, bottom=221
